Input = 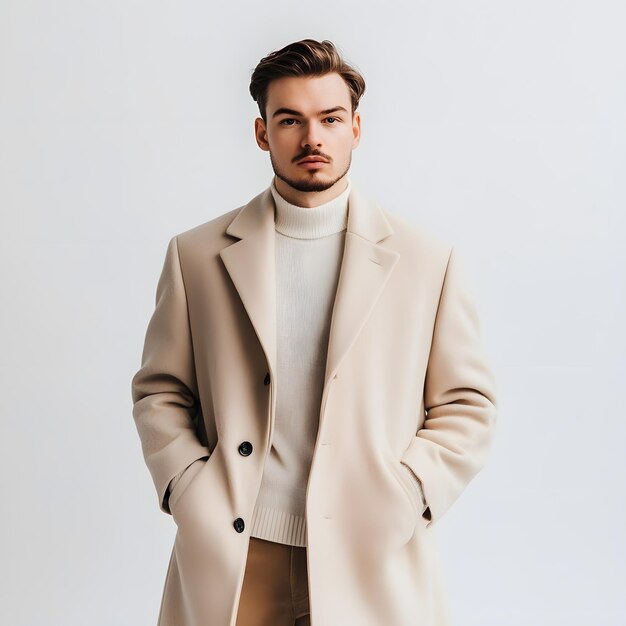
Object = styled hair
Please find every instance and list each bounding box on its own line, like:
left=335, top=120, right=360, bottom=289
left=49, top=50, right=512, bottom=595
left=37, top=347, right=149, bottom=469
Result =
left=249, top=39, right=366, bottom=122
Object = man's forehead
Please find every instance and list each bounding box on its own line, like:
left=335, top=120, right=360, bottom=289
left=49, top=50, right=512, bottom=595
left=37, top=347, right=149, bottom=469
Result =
left=266, top=74, right=351, bottom=107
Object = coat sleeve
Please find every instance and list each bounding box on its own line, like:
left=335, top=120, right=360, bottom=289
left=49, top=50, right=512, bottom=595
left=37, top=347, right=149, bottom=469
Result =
left=400, top=246, right=498, bottom=528
left=131, top=236, right=212, bottom=515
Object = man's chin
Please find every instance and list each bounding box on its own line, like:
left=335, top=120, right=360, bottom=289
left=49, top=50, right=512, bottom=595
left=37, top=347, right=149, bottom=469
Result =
left=282, top=173, right=336, bottom=193
left=292, top=183, right=335, bottom=193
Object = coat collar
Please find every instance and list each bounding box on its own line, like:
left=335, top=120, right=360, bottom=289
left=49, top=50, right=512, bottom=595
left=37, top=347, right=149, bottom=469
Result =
left=224, top=181, right=394, bottom=244
left=219, top=181, right=400, bottom=437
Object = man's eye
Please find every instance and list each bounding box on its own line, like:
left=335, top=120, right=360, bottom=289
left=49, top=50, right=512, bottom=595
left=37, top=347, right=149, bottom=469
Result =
left=279, top=119, right=297, bottom=126
left=326, top=117, right=339, bottom=123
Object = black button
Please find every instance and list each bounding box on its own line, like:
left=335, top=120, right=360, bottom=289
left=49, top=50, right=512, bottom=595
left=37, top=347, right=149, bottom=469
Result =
left=233, top=517, right=245, bottom=533
left=264, top=372, right=270, bottom=385
left=238, top=441, right=253, bottom=456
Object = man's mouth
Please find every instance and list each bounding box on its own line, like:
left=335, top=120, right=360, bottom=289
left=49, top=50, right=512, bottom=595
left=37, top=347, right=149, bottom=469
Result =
left=298, top=156, right=329, bottom=164
left=297, top=156, right=329, bottom=169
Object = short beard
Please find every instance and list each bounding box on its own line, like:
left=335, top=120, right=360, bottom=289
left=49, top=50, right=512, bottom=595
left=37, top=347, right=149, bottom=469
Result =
left=270, top=152, right=351, bottom=193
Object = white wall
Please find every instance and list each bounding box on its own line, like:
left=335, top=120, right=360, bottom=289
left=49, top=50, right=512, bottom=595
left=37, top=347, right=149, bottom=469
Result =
left=1, top=1, right=624, bottom=624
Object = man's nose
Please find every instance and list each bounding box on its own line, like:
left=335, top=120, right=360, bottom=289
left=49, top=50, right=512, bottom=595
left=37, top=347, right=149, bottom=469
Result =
left=301, top=121, right=323, bottom=148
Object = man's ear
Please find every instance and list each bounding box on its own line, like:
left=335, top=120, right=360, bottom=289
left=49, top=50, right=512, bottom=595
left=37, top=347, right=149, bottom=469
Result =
left=352, top=111, right=361, bottom=149
left=255, top=117, right=270, bottom=152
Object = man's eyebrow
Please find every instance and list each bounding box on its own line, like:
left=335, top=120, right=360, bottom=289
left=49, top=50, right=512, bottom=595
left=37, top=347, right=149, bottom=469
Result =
left=271, top=106, right=349, bottom=119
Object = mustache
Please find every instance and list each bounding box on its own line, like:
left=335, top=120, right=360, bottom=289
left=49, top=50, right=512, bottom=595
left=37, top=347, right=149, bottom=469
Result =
left=292, top=150, right=332, bottom=163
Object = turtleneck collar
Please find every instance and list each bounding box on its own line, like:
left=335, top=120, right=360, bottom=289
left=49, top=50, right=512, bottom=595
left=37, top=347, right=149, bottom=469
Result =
left=270, top=177, right=351, bottom=240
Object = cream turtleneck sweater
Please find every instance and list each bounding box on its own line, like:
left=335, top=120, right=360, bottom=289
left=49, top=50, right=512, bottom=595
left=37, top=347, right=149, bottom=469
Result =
left=167, top=175, right=427, bottom=547
left=248, top=177, right=352, bottom=546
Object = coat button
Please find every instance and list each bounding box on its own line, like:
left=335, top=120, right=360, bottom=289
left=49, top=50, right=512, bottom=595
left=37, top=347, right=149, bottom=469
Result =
left=238, top=441, right=253, bottom=456
left=233, top=517, right=245, bottom=533
left=264, top=372, right=270, bottom=385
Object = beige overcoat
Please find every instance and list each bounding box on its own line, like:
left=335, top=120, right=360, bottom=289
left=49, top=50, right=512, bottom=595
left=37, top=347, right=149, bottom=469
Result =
left=131, top=181, right=497, bottom=626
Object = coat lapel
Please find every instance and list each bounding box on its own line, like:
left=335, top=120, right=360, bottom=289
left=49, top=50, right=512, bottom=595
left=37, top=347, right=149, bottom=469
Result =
left=219, top=180, right=400, bottom=400
left=219, top=187, right=278, bottom=376
left=322, top=183, right=400, bottom=385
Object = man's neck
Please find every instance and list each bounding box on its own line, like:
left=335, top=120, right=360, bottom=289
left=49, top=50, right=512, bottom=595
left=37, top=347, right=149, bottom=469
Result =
left=273, top=175, right=349, bottom=208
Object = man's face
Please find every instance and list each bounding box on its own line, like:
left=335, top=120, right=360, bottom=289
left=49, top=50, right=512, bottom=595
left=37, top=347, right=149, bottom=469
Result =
left=254, top=73, right=361, bottom=194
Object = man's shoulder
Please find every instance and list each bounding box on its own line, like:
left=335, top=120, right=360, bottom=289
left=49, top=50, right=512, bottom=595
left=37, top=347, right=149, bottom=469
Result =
left=352, top=181, right=452, bottom=260
left=385, top=209, right=450, bottom=247
left=174, top=204, right=244, bottom=246
left=172, top=185, right=271, bottom=250
left=381, top=205, right=453, bottom=262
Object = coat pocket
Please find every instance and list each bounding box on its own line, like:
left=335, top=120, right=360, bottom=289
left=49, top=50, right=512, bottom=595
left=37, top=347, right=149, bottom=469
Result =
left=169, top=457, right=209, bottom=517
left=398, top=462, right=427, bottom=517
left=397, top=462, right=432, bottom=529
left=387, top=458, right=421, bottom=525
left=392, top=458, right=431, bottom=527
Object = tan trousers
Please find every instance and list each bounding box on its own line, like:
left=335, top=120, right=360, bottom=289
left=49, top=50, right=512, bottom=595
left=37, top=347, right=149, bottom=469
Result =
left=236, top=536, right=311, bottom=626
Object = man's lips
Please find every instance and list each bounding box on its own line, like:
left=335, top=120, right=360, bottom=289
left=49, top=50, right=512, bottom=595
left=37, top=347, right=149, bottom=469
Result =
left=297, top=156, right=329, bottom=164
left=297, top=157, right=329, bottom=169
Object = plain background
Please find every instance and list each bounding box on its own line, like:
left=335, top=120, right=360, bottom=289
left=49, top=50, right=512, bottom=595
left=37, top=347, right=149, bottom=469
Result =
left=1, top=1, right=624, bottom=625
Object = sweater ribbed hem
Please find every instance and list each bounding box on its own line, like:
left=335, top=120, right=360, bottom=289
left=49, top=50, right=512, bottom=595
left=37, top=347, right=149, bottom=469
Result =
left=249, top=502, right=307, bottom=547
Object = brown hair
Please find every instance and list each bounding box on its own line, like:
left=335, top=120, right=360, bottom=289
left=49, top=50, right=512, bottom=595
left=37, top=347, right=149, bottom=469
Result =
left=249, top=39, right=366, bottom=123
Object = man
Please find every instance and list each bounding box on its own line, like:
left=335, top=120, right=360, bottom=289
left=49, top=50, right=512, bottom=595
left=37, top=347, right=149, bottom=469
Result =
left=131, top=39, right=497, bottom=626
